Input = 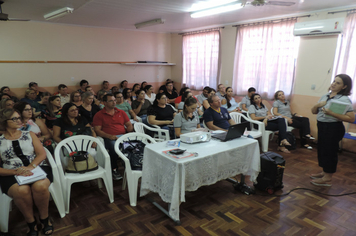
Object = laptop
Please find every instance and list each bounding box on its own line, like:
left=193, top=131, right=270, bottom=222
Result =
left=211, top=122, right=249, bottom=141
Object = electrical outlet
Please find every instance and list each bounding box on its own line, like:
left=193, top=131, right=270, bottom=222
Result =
left=71, top=77, right=75, bottom=81
left=311, top=84, right=316, bottom=90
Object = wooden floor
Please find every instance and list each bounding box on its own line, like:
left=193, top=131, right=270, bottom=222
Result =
left=7, top=139, right=356, bottom=236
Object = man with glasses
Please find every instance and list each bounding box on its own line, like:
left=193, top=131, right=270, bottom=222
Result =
left=203, top=95, right=235, bottom=131
left=216, top=84, right=226, bottom=100
left=93, top=94, right=133, bottom=180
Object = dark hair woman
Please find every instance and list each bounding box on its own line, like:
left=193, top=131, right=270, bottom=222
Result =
left=310, top=74, right=355, bottom=187
left=144, top=85, right=156, bottom=105
left=70, top=91, right=82, bottom=107
left=132, top=83, right=140, bottom=100
left=0, top=108, right=54, bottom=236
left=122, top=88, right=133, bottom=105
left=273, top=90, right=314, bottom=149
left=33, top=92, right=51, bottom=116
left=147, top=93, right=176, bottom=139
left=174, top=97, right=201, bottom=137
left=221, top=87, right=241, bottom=113
left=53, top=103, right=96, bottom=145
left=249, top=93, right=291, bottom=153
left=140, top=81, right=147, bottom=90
left=40, top=95, right=62, bottom=130
left=119, top=80, right=128, bottom=92
left=131, top=89, right=151, bottom=124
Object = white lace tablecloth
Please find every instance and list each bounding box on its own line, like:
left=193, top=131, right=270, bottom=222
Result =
left=140, top=137, right=260, bottom=221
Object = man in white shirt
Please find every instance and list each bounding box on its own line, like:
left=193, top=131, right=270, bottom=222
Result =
left=58, top=84, right=70, bottom=106
left=216, top=84, right=226, bottom=100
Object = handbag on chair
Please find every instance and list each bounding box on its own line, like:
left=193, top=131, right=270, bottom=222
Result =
left=66, top=151, right=98, bottom=173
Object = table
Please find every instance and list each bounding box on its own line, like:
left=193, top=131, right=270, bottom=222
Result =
left=140, top=137, right=260, bottom=223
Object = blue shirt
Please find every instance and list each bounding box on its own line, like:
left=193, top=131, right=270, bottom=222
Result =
left=203, top=107, right=231, bottom=130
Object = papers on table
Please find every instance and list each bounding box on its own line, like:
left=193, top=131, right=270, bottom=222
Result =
left=15, top=166, right=47, bottom=185
left=325, top=100, right=351, bottom=118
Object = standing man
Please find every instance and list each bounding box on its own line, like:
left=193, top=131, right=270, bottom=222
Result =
left=240, top=87, right=256, bottom=112
left=58, top=84, right=70, bottom=106
left=216, top=84, right=226, bottom=100
left=203, top=95, right=235, bottom=131
left=93, top=94, right=133, bottom=180
left=164, top=81, right=178, bottom=106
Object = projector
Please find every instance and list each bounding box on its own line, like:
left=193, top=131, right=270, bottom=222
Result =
left=180, top=131, right=211, bottom=144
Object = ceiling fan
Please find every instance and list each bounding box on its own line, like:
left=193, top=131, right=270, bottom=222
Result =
left=243, top=0, right=296, bottom=7
left=0, top=1, right=30, bottom=21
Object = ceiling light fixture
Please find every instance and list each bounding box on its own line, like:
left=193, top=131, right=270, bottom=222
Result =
left=44, top=7, right=74, bottom=20
left=135, top=18, right=165, bottom=29
left=190, top=2, right=244, bottom=18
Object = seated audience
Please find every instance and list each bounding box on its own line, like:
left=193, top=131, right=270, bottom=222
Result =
left=202, top=88, right=216, bottom=110
left=70, top=91, right=83, bottom=107
left=29, top=82, right=43, bottom=101
left=216, top=84, right=226, bottom=100
left=174, top=87, right=190, bottom=108
left=197, top=86, right=210, bottom=105
left=0, top=108, right=54, bottom=236
left=164, top=81, right=179, bottom=106
left=85, top=86, right=95, bottom=95
left=131, top=89, right=151, bottom=124
left=111, top=86, right=119, bottom=94
left=147, top=93, right=176, bottom=138
left=177, top=91, right=193, bottom=111
left=0, top=93, right=11, bottom=101
left=78, top=79, right=89, bottom=94
left=95, top=90, right=107, bottom=109
left=221, top=87, right=241, bottom=113
left=0, top=98, right=15, bottom=109
left=53, top=103, right=96, bottom=144
left=119, top=80, right=128, bottom=93
left=159, top=79, right=177, bottom=94
left=114, top=92, right=139, bottom=122
left=78, top=92, right=100, bottom=125
left=123, top=88, right=134, bottom=105
left=140, top=81, right=147, bottom=90
left=33, top=92, right=51, bottom=114
left=20, top=88, right=37, bottom=107
left=132, top=83, right=140, bottom=100
left=273, top=90, right=314, bottom=149
left=93, top=94, right=133, bottom=180
left=0, top=86, right=10, bottom=95
left=41, top=95, right=62, bottom=130
left=174, top=97, right=201, bottom=137
left=203, top=95, right=235, bottom=131
left=99, top=80, right=111, bottom=93
left=249, top=93, right=291, bottom=153
left=58, top=84, right=70, bottom=106
left=241, top=87, right=256, bottom=112
left=144, top=85, right=156, bottom=105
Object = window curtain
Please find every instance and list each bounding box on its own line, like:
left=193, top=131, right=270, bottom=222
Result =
left=334, top=12, right=356, bottom=103
left=182, top=29, right=221, bottom=90
left=232, top=19, right=299, bottom=100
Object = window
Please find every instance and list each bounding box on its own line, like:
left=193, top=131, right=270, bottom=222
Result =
left=334, top=12, right=356, bottom=104
left=182, top=29, right=221, bottom=90
left=232, top=19, right=299, bottom=99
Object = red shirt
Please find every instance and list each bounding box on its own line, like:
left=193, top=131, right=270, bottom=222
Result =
left=174, top=96, right=199, bottom=104
left=92, top=107, right=129, bottom=135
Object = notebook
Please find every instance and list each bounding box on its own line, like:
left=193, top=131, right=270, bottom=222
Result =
left=211, top=122, right=249, bottom=141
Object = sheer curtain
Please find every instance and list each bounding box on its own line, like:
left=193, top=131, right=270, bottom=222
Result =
left=182, top=29, right=221, bottom=90
left=334, top=12, right=356, bottom=103
left=232, top=19, right=299, bottom=99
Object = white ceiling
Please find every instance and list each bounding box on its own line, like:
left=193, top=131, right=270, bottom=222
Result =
left=2, top=0, right=356, bottom=33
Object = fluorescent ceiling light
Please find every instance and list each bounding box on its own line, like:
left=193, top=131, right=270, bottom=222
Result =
left=191, top=2, right=244, bottom=18
left=135, top=18, right=165, bottom=29
left=44, top=7, right=74, bottom=20
left=189, top=0, right=237, bottom=11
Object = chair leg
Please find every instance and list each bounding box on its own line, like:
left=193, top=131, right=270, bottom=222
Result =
left=127, top=175, right=141, bottom=207
left=49, top=186, right=66, bottom=218
left=97, top=179, right=104, bottom=189
left=101, top=177, right=114, bottom=203
left=122, top=172, right=127, bottom=190
left=64, top=184, right=72, bottom=214
left=0, top=195, right=12, bottom=233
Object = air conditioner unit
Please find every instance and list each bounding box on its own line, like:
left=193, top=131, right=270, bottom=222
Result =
left=293, top=18, right=345, bottom=36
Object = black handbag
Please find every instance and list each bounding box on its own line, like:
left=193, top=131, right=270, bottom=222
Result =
left=119, top=139, right=146, bottom=170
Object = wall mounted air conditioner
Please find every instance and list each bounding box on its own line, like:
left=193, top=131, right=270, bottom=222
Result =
left=293, top=18, right=345, bottom=36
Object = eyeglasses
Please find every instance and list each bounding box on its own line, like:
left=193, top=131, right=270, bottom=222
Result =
left=7, top=117, right=22, bottom=122
left=74, top=95, right=81, bottom=97
left=69, top=108, right=79, bottom=112
left=116, top=96, right=123, bottom=99
left=107, top=100, right=116, bottom=103
left=23, top=109, right=32, bottom=112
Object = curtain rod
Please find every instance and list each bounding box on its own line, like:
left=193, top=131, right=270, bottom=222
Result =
left=178, top=27, right=224, bottom=35
left=232, top=14, right=311, bottom=27
left=328, top=8, right=356, bottom=14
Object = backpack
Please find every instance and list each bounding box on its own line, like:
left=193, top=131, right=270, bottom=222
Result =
left=119, top=139, right=146, bottom=170
left=285, top=132, right=296, bottom=150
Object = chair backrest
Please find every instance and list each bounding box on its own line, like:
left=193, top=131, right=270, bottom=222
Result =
left=114, top=133, right=156, bottom=172
left=246, top=111, right=251, bottom=119
left=134, top=122, right=170, bottom=142
left=270, top=107, right=274, bottom=116
left=54, top=135, right=109, bottom=170
left=229, top=112, right=243, bottom=124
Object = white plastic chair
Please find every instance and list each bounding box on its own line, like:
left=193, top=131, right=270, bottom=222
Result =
left=134, top=122, right=169, bottom=142
left=246, top=111, right=275, bottom=153
left=0, top=148, right=65, bottom=234
left=114, top=133, right=156, bottom=206
left=270, top=107, right=295, bottom=132
left=54, top=135, right=114, bottom=214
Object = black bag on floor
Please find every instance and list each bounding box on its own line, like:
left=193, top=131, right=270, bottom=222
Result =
left=254, top=152, right=285, bottom=194
left=119, top=139, right=146, bottom=170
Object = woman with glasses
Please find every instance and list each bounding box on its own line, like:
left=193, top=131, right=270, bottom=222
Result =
left=70, top=91, right=83, bottom=107
left=53, top=103, right=96, bottom=144
left=0, top=97, right=15, bottom=109
left=114, top=92, right=139, bottom=122
left=174, top=97, right=201, bottom=137
left=0, top=108, right=54, bottom=236
left=20, top=88, right=38, bottom=107
left=78, top=92, right=100, bottom=125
